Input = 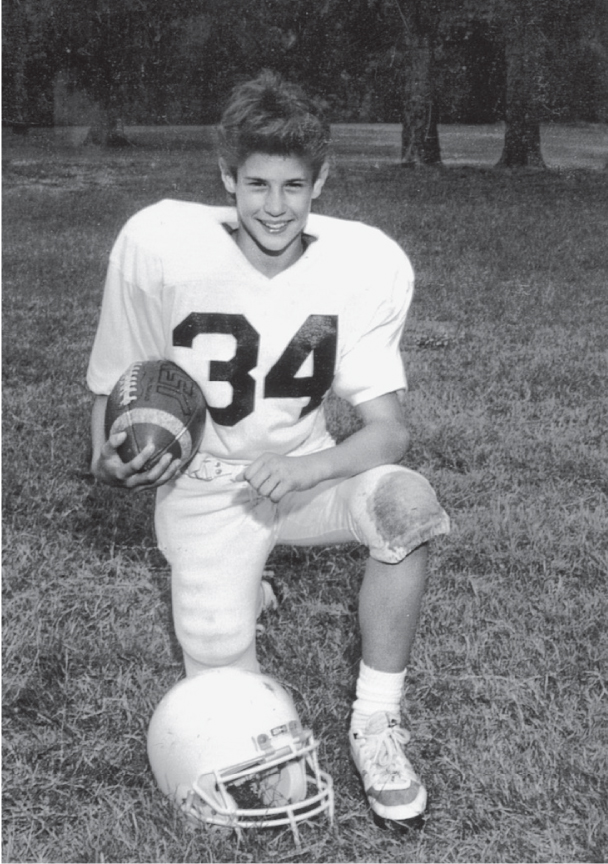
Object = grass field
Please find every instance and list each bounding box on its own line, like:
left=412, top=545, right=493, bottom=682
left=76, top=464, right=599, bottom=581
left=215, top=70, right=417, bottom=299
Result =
left=3, top=125, right=608, bottom=863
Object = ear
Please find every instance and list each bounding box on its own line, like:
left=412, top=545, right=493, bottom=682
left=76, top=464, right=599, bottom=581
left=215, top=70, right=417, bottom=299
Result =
left=219, top=158, right=237, bottom=195
left=311, top=161, right=329, bottom=200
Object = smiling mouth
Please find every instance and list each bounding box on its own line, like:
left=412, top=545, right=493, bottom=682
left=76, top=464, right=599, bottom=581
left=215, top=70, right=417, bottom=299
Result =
left=258, top=220, right=291, bottom=234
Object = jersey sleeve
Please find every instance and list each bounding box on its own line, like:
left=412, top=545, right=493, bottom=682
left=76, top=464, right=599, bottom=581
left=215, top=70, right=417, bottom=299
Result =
left=86, top=211, right=166, bottom=395
left=332, top=241, right=413, bottom=406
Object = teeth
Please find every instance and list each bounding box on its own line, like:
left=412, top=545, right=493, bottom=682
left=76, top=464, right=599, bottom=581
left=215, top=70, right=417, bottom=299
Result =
left=261, top=222, right=288, bottom=232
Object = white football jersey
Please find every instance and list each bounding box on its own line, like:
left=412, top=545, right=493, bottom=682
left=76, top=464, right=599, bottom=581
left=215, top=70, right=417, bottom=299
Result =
left=87, top=200, right=413, bottom=462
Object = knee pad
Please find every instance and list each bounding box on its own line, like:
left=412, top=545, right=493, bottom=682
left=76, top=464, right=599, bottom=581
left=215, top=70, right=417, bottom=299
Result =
left=177, top=610, right=257, bottom=670
left=346, top=465, right=450, bottom=564
left=171, top=570, right=258, bottom=669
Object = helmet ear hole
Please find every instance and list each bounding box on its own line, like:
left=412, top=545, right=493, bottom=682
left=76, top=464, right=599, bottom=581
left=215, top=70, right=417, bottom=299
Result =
left=259, top=761, right=307, bottom=807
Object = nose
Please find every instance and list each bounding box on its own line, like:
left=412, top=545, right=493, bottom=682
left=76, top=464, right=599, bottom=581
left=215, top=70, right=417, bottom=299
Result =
left=264, top=187, right=286, bottom=217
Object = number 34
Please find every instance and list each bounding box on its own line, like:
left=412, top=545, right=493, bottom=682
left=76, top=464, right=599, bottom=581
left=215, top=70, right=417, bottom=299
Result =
left=173, top=312, right=338, bottom=427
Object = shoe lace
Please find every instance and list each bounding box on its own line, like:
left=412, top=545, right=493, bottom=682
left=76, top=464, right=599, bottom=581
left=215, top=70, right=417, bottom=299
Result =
left=360, top=720, right=417, bottom=786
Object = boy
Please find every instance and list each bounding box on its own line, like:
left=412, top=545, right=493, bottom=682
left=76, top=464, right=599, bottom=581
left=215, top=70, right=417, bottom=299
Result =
left=88, top=72, right=450, bottom=827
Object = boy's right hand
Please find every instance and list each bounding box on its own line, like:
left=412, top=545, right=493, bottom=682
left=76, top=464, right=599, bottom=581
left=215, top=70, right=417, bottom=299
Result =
left=91, top=430, right=181, bottom=491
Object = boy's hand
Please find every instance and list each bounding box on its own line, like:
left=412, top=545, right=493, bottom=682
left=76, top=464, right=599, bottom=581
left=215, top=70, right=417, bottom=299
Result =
left=241, top=453, right=320, bottom=503
left=92, top=430, right=181, bottom=491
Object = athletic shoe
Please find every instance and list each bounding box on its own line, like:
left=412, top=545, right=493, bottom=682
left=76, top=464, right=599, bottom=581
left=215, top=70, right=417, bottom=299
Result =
left=350, top=711, right=427, bottom=824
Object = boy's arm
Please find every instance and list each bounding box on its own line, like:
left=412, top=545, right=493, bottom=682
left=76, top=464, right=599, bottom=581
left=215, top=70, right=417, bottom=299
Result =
left=242, top=390, right=409, bottom=502
left=90, top=394, right=181, bottom=490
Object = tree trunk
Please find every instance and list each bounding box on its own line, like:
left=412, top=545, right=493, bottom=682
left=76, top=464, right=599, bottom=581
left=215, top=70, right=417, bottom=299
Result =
left=3, top=2, right=29, bottom=123
left=499, top=111, right=544, bottom=168
left=497, top=9, right=546, bottom=168
left=86, top=111, right=131, bottom=148
left=401, top=33, right=441, bottom=166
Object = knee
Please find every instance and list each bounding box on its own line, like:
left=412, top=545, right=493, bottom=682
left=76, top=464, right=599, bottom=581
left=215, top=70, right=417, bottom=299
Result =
left=347, top=465, right=450, bottom=564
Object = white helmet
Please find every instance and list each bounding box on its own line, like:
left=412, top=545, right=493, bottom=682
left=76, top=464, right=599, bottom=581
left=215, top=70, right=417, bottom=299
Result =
left=147, top=668, right=334, bottom=842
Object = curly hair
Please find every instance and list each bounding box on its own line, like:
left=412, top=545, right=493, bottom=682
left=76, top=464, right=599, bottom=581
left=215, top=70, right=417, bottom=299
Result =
left=217, top=71, right=331, bottom=179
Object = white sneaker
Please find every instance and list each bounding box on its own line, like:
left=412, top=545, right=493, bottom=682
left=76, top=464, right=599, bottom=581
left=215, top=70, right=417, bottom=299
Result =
left=350, top=712, right=427, bottom=824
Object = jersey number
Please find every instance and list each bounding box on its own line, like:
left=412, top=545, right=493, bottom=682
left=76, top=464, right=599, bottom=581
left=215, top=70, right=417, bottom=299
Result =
left=173, top=313, right=338, bottom=427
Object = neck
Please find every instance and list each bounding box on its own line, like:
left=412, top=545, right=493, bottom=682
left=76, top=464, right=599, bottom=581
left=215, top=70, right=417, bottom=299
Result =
left=235, top=228, right=305, bottom=278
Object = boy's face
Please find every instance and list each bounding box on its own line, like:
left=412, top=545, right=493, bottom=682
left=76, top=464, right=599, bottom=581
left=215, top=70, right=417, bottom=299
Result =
left=219, top=152, right=328, bottom=273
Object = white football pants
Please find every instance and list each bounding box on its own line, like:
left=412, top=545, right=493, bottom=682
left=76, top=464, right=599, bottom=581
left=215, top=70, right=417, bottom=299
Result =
left=155, top=455, right=449, bottom=675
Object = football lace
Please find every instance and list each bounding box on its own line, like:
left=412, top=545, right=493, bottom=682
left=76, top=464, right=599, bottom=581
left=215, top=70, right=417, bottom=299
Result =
left=119, top=362, right=143, bottom=407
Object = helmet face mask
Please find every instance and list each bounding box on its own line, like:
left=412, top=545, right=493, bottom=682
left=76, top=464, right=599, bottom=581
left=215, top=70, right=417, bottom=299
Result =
left=147, top=669, right=334, bottom=843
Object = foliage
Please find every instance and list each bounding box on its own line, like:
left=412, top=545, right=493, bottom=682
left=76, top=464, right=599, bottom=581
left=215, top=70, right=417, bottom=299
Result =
left=2, top=0, right=606, bottom=126
left=2, top=128, right=608, bottom=863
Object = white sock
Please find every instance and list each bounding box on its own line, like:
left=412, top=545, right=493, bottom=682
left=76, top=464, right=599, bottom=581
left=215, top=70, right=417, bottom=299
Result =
left=350, top=660, right=407, bottom=733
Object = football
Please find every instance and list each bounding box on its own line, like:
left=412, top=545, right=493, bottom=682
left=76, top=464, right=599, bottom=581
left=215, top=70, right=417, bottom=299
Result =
left=105, top=359, right=206, bottom=471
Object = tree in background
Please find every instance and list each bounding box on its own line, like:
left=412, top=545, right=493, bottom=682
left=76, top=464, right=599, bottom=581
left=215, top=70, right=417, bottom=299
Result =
left=476, top=0, right=607, bottom=166
left=2, top=0, right=217, bottom=137
left=378, top=0, right=607, bottom=167
left=494, top=0, right=550, bottom=167
left=392, top=0, right=443, bottom=165
left=2, top=0, right=606, bottom=158
left=2, top=0, right=56, bottom=125
left=543, top=0, right=608, bottom=123
left=52, top=0, right=214, bottom=141
left=437, top=19, right=505, bottom=124
left=319, top=0, right=445, bottom=165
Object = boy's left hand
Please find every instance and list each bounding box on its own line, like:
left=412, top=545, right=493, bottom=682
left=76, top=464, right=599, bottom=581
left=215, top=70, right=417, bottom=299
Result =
left=241, top=453, right=319, bottom=503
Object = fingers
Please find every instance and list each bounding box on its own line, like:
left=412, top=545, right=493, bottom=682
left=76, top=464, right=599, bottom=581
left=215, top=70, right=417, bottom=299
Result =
left=123, top=446, right=178, bottom=490
left=129, top=443, right=160, bottom=474
left=254, top=474, right=283, bottom=501
left=243, top=454, right=291, bottom=502
left=95, top=438, right=180, bottom=490
left=106, top=429, right=128, bottom=451
left=131, top=451, right=181, bottom=492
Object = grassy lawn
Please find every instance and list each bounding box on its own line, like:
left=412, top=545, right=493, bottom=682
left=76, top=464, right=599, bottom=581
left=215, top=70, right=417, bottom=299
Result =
left=3, top=126, right=607, bottom=863
left=332, top=122, right=608, bottom=169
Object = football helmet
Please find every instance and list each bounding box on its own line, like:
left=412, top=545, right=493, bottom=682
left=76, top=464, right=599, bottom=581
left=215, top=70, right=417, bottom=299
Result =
left=147, top=668, right=334, bottom=842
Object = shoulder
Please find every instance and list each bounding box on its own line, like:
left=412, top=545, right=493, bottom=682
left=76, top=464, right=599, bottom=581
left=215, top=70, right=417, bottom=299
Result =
left=115, top=200, right=235, bottom=255
left=306, top=213, right=414, bottom=282
left=306, top=213, right=413, bottom=277
left=124, top=199, right=234, bottom=229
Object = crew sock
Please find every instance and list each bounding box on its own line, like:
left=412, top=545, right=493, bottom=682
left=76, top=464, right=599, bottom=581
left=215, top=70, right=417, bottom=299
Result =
left=350, top=660, right=407, bottom=734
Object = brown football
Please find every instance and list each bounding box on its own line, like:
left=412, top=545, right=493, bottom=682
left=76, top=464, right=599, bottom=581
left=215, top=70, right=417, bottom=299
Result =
left=105, top=360, right=206, bottom=470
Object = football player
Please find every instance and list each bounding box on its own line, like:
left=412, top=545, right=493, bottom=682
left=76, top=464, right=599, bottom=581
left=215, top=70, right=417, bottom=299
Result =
left=88, top=71, right=450, bottom=829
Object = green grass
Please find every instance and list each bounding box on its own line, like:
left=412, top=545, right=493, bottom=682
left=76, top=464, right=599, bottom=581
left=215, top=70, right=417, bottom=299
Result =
left=3, top=127, right=608, bottom=863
